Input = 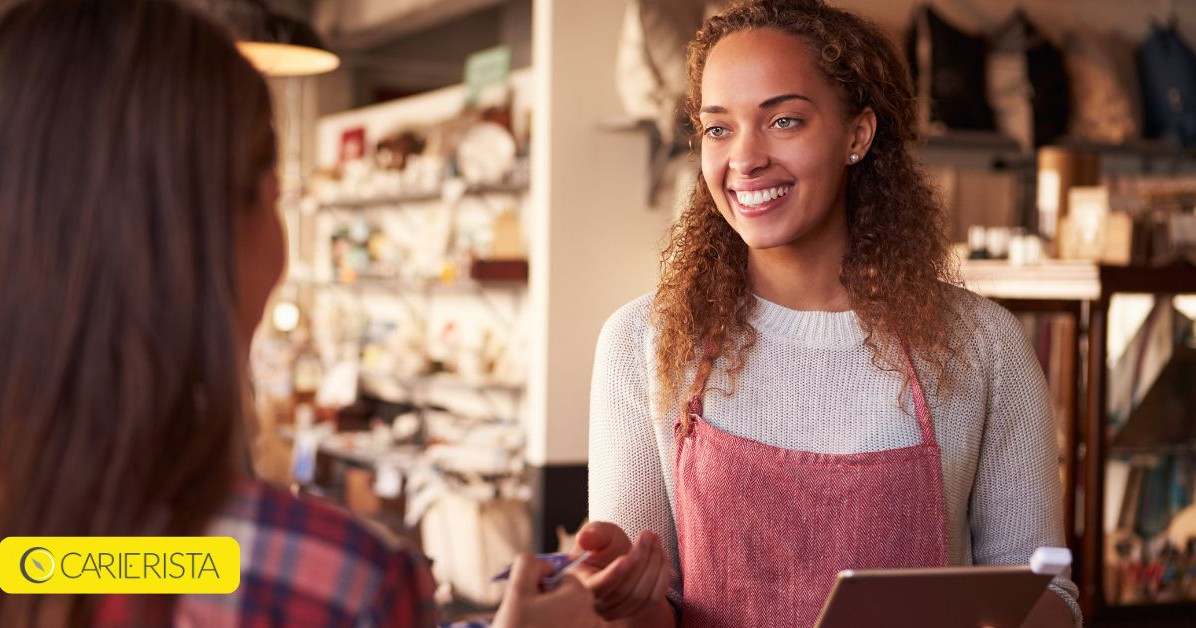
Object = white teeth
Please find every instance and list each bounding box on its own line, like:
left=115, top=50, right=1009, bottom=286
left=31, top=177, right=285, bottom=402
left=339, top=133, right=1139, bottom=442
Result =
left=735, top=185, right=790, bottom=207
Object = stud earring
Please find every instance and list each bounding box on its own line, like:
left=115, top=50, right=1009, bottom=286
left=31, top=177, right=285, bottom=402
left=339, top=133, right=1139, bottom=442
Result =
left=849, top=153, right=860, bottom=164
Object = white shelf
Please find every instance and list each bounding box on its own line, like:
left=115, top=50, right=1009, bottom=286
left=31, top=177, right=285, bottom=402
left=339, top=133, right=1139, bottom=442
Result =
left=960, top=260, right=1100, bottom=301
left=287, top=276, right=524, bottom=293
left=317, top=182, right=528, bottom=210
left=359, top=371, right=524, bottom=400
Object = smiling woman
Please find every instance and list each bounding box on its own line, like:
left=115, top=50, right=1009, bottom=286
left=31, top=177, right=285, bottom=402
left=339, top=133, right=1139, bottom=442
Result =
left=583, top=1, right=1082, bottom=627
left=664, top=4, right=953, bottom=406
left=696, top=28, right=873, bottom=279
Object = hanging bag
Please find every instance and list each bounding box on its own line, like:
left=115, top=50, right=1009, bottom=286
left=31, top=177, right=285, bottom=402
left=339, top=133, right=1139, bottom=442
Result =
left=1139, top=20, right=1196, bottom=146
left=906, top=4, right=996, bottom=133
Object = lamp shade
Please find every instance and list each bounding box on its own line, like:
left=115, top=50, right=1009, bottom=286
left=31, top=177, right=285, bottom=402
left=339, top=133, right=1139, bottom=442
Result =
left=222, top=1, right=339, bottom=77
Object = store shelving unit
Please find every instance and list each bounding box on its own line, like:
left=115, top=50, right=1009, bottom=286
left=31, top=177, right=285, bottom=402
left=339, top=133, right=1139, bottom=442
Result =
left=294, top=68, right=535, bottom=420
left=1079, top=263, right=1196, bottom=626
left=961, top=260, right=1196, bottom=626
left=290, top=270, right=529, bottom=417
left=287, top=261, right=528, bottom=403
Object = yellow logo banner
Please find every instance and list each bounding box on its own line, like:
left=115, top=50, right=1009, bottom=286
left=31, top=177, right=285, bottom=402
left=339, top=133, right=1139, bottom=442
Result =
left=0, top=537, right=240, bottom=594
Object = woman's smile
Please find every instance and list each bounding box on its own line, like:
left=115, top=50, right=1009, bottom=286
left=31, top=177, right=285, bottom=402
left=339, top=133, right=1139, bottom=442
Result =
left=728, top=183, right=792, bottom=217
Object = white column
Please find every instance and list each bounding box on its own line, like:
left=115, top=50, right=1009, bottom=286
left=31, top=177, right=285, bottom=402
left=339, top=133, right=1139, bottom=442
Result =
left=527, top=0, right=673, bottom=466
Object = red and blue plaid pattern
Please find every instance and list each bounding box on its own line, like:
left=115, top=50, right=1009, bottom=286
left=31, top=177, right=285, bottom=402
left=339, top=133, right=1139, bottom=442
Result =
left=95, top=478, right=439, bottom=627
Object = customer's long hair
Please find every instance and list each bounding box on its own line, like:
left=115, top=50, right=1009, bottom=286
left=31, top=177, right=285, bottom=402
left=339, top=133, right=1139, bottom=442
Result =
left=653, top=0, right=960, bottom=413
left=0, top=0, right=275, bottom=623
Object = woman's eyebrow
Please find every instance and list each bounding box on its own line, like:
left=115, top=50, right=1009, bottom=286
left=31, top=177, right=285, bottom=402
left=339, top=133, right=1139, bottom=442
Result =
left=700, top=93, right=813, bottom=114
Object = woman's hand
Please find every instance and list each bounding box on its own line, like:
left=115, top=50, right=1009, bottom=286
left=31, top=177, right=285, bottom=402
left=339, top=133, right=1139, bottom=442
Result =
left=573, top=521, right=672, bottom=621
left=491, top=554, right=603, bottom=628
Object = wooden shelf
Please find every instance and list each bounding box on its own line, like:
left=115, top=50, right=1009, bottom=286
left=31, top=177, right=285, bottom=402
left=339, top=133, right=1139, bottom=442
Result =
left=917, top=132, right=1196, bottom=174
left=1098, top=261, right=1196, bottom=296
left=920, top=131, right=1196, bottom=160
left=921, top=130, right=1022, bottom=152
left=1053, top=137, right=1196, bottom=160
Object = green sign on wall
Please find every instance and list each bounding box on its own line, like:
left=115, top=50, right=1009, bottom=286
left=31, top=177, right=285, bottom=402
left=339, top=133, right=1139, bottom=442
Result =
left=464, top=45, right=512, bottom=106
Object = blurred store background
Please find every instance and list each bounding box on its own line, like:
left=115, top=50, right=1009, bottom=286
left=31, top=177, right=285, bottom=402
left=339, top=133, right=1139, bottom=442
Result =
left=83, top=0, right=1196, bottom=623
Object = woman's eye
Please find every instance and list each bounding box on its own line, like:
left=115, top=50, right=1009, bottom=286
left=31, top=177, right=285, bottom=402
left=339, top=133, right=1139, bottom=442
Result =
left=773, top=117, right=801, bottom=129
left=704, top=126, right=728, bottom=139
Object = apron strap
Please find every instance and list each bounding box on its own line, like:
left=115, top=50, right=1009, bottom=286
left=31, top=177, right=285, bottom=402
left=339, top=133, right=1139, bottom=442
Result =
left=900, top=346, right=937, bottom=446
left=677, top=339, right=718, bottom=435
left=675, top=396, right=703, bottom=439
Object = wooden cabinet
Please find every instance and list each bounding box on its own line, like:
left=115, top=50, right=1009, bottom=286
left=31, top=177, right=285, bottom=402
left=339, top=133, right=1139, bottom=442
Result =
left=962, top=260, right=1196, bottom=625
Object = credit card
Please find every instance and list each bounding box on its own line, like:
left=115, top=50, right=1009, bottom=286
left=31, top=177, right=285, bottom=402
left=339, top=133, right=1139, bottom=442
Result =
left=491, top=551, right=591, bottom=584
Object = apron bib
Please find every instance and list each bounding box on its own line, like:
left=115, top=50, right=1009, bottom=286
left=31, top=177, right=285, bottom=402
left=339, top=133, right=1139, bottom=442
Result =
left=673, top=351, right=949, bottom=627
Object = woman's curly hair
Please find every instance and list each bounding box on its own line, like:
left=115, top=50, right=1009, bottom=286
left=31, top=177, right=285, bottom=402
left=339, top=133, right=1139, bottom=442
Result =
left=652, top=0, right=961, bottom=417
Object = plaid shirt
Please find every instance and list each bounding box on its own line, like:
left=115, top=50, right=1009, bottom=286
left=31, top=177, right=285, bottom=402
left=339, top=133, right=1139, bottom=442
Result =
left=96, top=478, right=439, bottom=627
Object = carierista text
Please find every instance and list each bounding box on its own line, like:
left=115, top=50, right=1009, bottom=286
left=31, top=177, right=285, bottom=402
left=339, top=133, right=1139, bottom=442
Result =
left=59, top=552, right=220, bottom=580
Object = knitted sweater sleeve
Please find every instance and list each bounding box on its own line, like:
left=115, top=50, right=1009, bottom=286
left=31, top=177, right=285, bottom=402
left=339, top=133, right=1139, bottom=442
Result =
left=969, top=302, right=1082, bottom=625
left=587, top=296, right=682, bottom=593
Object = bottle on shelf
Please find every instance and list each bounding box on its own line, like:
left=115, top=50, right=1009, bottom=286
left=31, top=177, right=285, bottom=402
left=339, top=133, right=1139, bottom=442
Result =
left=292, top=328, right=323, bottom=409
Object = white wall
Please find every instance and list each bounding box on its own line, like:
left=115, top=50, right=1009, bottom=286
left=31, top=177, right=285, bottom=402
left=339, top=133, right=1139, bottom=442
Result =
left=526, top=0, right=674, bottom=465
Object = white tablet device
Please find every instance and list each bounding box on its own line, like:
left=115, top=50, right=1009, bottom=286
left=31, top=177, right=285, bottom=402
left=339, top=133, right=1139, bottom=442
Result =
left=813, top=547, right=1071, bottom=628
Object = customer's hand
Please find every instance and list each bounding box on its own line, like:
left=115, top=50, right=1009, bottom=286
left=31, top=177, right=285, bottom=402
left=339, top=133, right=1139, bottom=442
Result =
left=491, top=554, right=602, bottom=628
left=573, top=521, right=671, bottom=621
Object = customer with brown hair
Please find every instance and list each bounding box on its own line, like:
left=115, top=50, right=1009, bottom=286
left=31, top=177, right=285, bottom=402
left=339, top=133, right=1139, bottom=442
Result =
left=0, top=0, right=597, bottom=625
left=582, top=1, right=1079, bottom=626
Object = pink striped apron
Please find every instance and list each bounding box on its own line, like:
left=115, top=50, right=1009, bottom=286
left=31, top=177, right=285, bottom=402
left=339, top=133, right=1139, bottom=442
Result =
left=673, top=352, right=949, bottom=627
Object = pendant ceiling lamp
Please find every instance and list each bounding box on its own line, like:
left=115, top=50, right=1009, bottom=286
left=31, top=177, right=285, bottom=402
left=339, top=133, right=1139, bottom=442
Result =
left=221, top=0, right=340, bottom=77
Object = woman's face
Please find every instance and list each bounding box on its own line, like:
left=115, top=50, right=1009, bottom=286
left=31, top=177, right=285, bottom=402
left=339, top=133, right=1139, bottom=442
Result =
left=699, top=28, right=872, bottom=254
left=235, top=170, right=284, bottom=347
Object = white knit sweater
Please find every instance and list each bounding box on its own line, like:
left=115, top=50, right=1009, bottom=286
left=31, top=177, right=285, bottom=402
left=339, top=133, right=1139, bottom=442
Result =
left=588, top=288, right=1081, bottom=624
